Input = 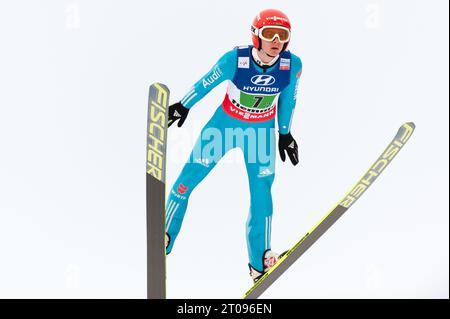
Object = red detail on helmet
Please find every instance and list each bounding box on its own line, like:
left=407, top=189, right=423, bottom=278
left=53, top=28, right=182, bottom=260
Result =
left=177, top=183, right=188, bottom=194
left=251, top=9, right=291, bottom=51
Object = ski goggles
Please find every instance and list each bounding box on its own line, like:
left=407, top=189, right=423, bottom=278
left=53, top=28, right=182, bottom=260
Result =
left=253, top=26, right=291, bottom=43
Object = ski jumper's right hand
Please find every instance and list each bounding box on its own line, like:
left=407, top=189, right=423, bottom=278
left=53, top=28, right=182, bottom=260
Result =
left=170, top=51, right=236, bottom=128
left=168, top=102, right=190, bottom=128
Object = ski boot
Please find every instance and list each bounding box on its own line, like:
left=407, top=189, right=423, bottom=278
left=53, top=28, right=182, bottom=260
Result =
left=249, top=250, right=287, bottom=283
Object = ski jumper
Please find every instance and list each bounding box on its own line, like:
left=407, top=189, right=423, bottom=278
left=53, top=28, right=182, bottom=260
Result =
left=166, top=45, right=302, bottom=272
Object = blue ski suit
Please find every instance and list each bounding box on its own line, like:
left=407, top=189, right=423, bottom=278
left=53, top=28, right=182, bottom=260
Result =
left=166, top=45, right=302, bottom=272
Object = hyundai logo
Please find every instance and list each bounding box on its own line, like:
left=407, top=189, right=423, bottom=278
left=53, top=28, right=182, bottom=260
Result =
left=251, top=75, right=276, bottom=86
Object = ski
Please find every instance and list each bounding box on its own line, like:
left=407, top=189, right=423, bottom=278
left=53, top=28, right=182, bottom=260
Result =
left=146, top=83, right=170, bottom=299
left=244, top=122, right=416, bottom=299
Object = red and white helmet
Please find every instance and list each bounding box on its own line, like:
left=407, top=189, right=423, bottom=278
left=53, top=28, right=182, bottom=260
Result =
left=251, top=9, right=292, bottom=51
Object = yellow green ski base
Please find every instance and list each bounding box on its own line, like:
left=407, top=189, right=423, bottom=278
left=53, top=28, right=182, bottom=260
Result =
left=147, top=83, right=170, bottom=299
left=243, top=122, right=415, bottom=299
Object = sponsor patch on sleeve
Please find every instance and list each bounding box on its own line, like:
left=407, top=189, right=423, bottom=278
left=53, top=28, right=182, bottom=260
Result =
left=280, top=58, right=290, bottom=70
left=238, top=57, right=250, bottom=69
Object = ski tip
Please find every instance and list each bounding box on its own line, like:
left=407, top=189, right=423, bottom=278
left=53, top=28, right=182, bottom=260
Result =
left=149, top=82, right=170, bottom=92
left=403, top=122, right=416, bottom=130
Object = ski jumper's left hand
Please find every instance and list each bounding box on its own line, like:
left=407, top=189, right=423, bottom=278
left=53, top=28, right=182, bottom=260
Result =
left=278, top=132, right=299, bottom=165
left=277, top=60, right=302, bottom=166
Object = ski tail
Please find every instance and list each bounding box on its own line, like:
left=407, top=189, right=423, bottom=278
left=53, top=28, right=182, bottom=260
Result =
left=146, top=83, right=170, bottom=299
left=244, top=122, right=415, bottom=299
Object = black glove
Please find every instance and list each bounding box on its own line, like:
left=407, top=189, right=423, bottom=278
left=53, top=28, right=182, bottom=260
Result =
left=168, top=102, right=190, bottom=128
left=278, top=132, right=299, bottom=166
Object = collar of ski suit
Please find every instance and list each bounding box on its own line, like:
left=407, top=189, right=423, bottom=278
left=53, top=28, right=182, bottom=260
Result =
left=251, top=47, right=280, bottom=67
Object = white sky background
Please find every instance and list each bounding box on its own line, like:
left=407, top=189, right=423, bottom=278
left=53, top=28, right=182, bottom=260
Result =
left=0, top=0, right=448, bottom=298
